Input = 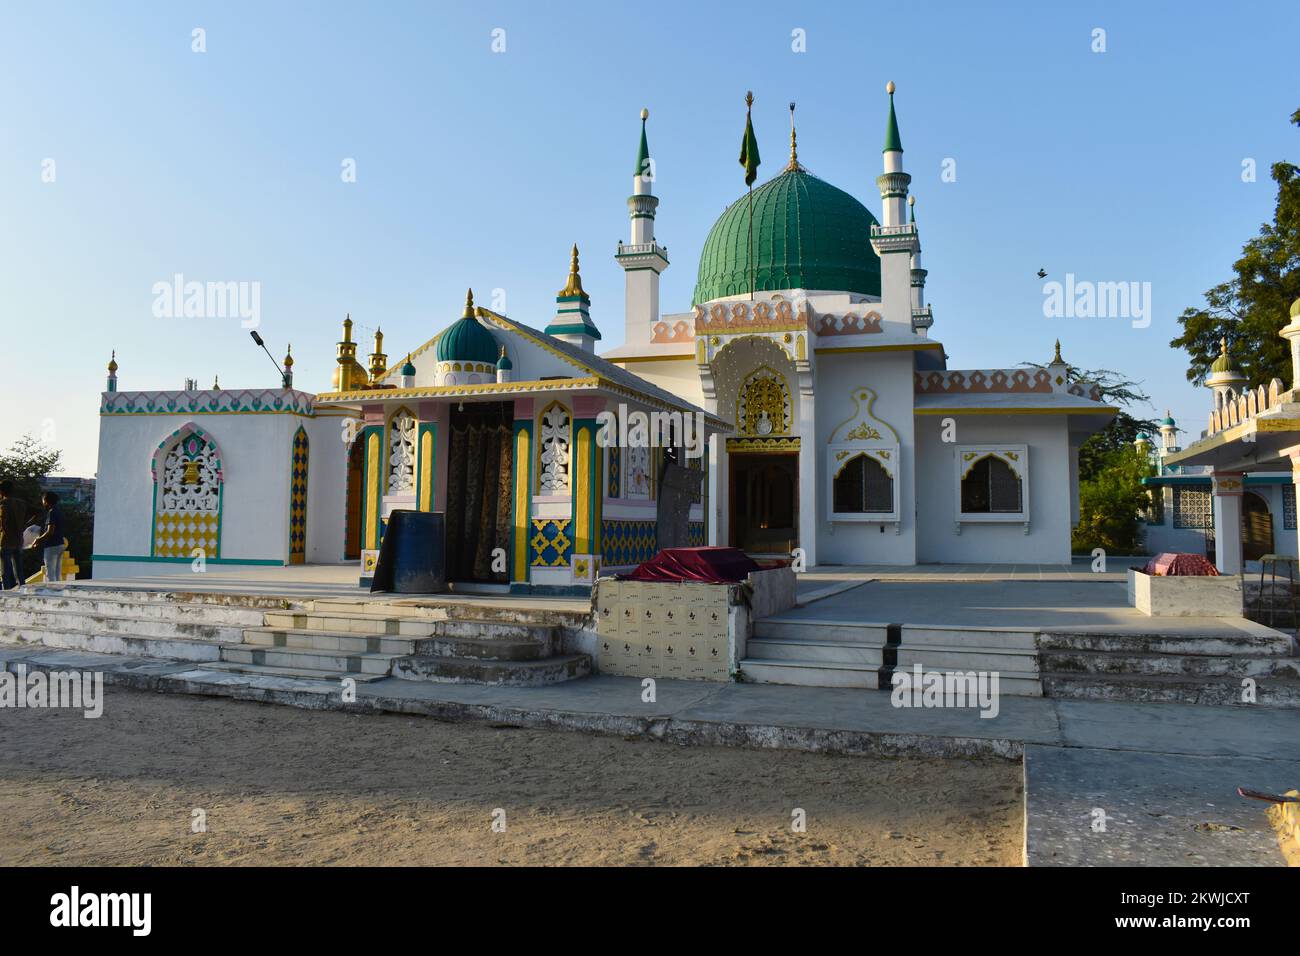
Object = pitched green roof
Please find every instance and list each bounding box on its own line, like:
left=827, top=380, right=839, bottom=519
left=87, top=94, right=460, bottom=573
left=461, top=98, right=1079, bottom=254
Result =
left=692, top=168, right=881, bottom=304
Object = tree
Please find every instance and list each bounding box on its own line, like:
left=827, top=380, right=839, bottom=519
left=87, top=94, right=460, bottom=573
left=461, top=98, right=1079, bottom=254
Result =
left=1170, top=107, right=1300, bottom=387
left=1020, top=360, right=1157, bottom=552
left=1073, top=446, right=1154, bottom=555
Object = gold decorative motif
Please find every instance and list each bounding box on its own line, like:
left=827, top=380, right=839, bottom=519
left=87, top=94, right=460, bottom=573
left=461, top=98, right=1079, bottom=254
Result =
left=727, top=436, right=800, bottom=453
left=844, top=423, right=882, bottom=441
left=736, top=367, right=791, bottom=436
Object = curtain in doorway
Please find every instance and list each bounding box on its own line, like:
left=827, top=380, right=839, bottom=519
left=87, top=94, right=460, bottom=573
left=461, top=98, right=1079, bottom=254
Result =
left=446, top=421, right=513, bottom=582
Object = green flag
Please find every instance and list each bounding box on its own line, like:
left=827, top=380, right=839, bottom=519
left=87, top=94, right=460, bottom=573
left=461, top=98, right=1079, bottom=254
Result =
left=739, top=97, right=760, bottom=186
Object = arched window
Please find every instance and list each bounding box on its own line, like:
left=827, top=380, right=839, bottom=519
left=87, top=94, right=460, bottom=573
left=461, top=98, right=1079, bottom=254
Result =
left=387, top=407, right=416, bottom=494
left=538, top=402, right=571, bottom=494
left=152, top=426, right=223, bottom=558
left=833, top=454, right=894, bottom=513
left=736, top=367, right=791, bottom=436
left=961, top=455, right=1022, bottom=513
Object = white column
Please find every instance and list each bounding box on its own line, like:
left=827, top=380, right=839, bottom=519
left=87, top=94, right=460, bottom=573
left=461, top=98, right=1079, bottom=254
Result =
left=797, top=376, right=817, bottom=568
left=1211, top=471, right=1245, bottom=574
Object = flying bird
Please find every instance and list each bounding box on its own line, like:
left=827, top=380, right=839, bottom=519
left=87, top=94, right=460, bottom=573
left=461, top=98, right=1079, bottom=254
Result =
left=1037, top=268, right=1048, bottom=279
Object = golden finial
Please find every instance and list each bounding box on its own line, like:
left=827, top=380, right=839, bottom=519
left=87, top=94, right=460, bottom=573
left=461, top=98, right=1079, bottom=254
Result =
left=1052, top=339, right=1063, bottom=364
left=342, top=313, right=353, bottom=342
left=745, top=90, right=754, bottom=111
left=1220, top=336, right=1228, bottom=354
left=886, top=80, right=896, bottom=95
left=107, top=350, right=118, bottom=373
left=558, top=244, right=587, bottom=298
left=212, top=374, right=220, bottom=390
left=283, top=343, right=293, bottom=368
left=640, top=107, right=649, bottom=121
left=785, top=101, right=800, bottom=172
left=373, top=328, right=383, bottom=351
left=463, top=288, right=475, bottom=318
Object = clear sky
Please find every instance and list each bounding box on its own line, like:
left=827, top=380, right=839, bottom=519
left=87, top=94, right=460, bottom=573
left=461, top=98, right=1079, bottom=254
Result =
left=2, top=0, right=1297, bottom=476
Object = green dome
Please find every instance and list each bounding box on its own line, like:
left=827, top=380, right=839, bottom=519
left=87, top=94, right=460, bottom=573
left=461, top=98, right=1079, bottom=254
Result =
left=435, top=315, right=498, bottom=365
left=693, top=168, right=881, bottom=305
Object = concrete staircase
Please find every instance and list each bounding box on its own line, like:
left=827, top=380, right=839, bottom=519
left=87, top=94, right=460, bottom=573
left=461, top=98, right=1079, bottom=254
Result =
left=741, top=617, right=1042, bottom=695
left=1037, top=628, right=1300, bottom=708
left=1, top=587, right=592, bottom=687
left=743, top=612, right=1300, bottom=707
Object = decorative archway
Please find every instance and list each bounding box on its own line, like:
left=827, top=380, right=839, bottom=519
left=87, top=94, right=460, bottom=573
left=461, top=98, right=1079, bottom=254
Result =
left=151, top=423, right=223, bottom=558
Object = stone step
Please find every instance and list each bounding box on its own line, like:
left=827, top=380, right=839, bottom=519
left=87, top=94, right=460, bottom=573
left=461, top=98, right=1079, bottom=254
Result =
left=1041, top=672, right=1300, bottom=709
left=409, top=634, right=550, bottom=661
left=390, top=653, right=591, bottom=686
left=311, top=598, right=590, bottom=628
left=897, top=645, right=1040, bottom=674
left=752, top=619, right=890, bottom=643
left=1040, top=648, right=1296, bottom=678
left=0, top=625, right=223, bottom=662
left=218, top=643, right=394, bottom=675
left=1036, top=629, right=1292, bottom=657
left=745, top=637, right=882, bottom=665
left=262, top=610, right=441, bottom=637
left=241, top=627, right=417, bottom=656
left=0, top=606, right=245, bottom=643
left=738, top=658, right=884, bottom=689
left=739, top=657, right=1042, bottom=694
left=0, top=591, right=271, bottom=627
left=17, top=585, right=305, bottom=613
left=902, top=626, right=1038, bottom=651
left=197, top=661, right=390, bottom=683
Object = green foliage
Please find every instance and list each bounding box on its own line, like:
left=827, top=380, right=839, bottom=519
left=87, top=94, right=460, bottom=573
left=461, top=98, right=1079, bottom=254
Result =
left=1073, top=446, right=1154, bottom=555
left=1170, top=106, right=1300, bottom=387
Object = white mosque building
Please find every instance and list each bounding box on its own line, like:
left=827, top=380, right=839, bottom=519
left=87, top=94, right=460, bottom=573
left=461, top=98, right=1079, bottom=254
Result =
left=90, top=84, right=1114, bottom=591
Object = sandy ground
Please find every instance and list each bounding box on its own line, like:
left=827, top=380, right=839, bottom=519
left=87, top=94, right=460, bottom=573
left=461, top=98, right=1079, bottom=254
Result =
left=0, top=686, right=1023, bottom=866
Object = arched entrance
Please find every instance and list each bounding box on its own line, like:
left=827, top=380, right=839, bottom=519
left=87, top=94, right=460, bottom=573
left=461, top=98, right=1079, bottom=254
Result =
left=1242, top=490, right=1273, bottom=562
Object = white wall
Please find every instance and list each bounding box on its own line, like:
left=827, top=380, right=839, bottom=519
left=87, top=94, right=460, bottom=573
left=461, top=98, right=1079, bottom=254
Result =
left=93, top=407, right=315, bottom=572
left=915, top=414, right=1074, bottom=564
left=814, top=351, right=917, bottom=565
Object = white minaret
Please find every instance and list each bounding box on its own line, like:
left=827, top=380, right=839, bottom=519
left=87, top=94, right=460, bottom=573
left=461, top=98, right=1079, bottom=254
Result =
left=1205, top=337, right=1247, bottom=411
left=908, top=195, right=933, bottom=336
left=617, top=108, right=669, bottom=345
left=870, top=81, right=918, bottom=329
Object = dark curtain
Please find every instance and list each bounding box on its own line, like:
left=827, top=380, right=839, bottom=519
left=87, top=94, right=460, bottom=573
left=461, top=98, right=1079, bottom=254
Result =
left=448, top=420, right=513, bottom=583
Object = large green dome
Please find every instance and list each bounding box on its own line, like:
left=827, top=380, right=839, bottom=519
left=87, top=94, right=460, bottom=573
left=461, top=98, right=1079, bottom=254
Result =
left=693, top=168, right=881, bottom=305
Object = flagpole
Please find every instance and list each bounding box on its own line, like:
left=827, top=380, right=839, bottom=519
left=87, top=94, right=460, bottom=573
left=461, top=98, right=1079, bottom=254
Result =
left=746, top=91, right=755, bottom=301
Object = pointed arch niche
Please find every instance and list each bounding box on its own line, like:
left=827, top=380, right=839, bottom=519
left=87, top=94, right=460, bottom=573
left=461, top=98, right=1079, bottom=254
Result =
left=150, top=423, right=224, bottom=558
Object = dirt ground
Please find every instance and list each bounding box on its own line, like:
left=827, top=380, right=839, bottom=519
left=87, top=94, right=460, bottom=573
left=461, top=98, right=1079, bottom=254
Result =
left=0, top=686, right=1023, bottom=866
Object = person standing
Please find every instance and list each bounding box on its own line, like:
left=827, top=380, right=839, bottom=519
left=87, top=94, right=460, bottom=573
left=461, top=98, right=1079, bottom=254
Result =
left=0, top=480, right=27, bottom=589
left=30, top=490, right=66, bottom=584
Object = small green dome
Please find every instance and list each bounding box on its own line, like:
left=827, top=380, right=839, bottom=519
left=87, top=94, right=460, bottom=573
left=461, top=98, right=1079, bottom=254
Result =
left=400, top=357, right=416, bottom=377
left=496, top=348, right=512, bottom=370
left=693, top=168, right=881, bottom=305
left=1210, top=341, right=1236, bottom=374
left=1160, top=414, right=1176, bottom=427
left=436, top=291, right=498, bottom=365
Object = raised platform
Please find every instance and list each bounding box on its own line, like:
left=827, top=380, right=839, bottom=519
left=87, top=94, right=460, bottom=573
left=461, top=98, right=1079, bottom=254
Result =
left=742, top=579, right=1300, bottom=706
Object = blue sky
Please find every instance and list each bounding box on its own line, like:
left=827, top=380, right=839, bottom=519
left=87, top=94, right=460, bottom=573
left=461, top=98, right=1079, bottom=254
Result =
left=1, top=0, right=1297, bottom=475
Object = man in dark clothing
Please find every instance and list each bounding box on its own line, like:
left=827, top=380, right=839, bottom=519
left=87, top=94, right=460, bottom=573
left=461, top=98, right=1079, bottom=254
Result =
left=30, top=491, right=66, bottom=584
left=0, top=480, right=27, bottom=589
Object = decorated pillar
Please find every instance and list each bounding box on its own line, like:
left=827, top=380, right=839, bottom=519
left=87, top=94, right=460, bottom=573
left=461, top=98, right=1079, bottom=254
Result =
left=570, top=398, right=603, bottom=587
left=510, top=399, right=535, bottom=589
left=1211, top=471, right=1245, bottom=574
left=415, top=401, right=440, bottom=513
left=359, top=406, right=385, bottom=553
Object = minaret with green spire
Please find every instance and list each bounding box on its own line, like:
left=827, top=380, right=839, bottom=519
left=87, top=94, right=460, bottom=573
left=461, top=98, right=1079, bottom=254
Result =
left=870, top=81, right=919, bottom=330
left=615, top=107, right=670, bottom=346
